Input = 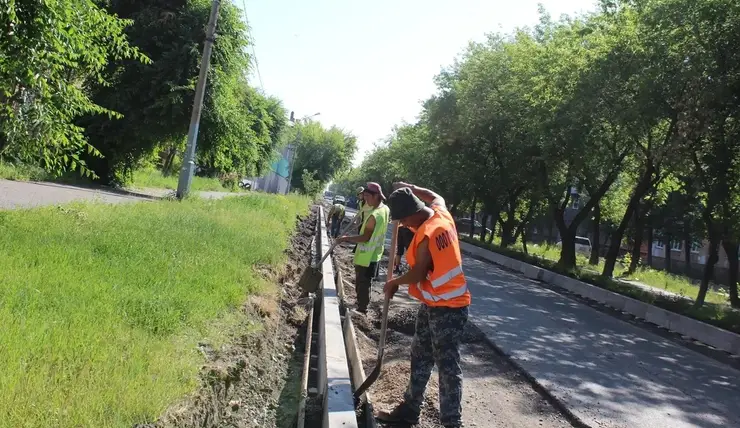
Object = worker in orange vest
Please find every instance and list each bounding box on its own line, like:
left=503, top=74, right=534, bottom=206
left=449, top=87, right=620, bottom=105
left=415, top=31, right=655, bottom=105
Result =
left=379, top=182, right=470, bottom=428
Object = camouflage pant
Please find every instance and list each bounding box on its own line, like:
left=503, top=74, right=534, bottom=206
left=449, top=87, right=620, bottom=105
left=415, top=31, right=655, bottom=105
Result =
left=403, top=304, right=468, bottom=426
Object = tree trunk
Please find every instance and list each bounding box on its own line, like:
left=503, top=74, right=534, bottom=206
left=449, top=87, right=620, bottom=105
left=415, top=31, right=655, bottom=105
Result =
left=553, top=205, right=577, bottom=269
left=663, top=233, right=672, bottom=274
left=721, top=241, right=740, bottom=308
left=480, top=213, right=489, bottom=242
left=469, top=197, right=477, bottom=238
left=628, top=205, right=644, bottom=274
left=646, top=225, right=654, bottom=267
left=696, top=235, right=720, bottom=308
left=487, top=215, right=497, bottom=244
left=522, top=226, right=530, bottom=255
left=684, top=232, right=692, bottom=276
left=589, top=204, right=601, bottom=265
left=603, top=162, right=655, bottom=277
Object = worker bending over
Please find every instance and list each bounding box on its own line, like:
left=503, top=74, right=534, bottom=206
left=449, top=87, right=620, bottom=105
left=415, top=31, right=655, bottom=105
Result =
left=327, top=199, right=346, bottom=238
left=336, top=182, right=390, bottom=313
left=379, top=182, right=470, bottom=428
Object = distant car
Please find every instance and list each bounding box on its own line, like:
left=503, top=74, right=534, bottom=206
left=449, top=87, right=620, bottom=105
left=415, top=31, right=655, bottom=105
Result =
left=556, top=236, right=592, bottom=254
left=333, top=195, right=346, bottom=205
left=454, top=218, right=492, bottom=236
left=237, top=178, right=253, bottom=190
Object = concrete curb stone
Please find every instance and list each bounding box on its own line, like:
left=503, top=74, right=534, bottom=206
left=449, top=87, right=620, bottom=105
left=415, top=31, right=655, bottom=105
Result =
left=460, top=241, right=740, bottom=356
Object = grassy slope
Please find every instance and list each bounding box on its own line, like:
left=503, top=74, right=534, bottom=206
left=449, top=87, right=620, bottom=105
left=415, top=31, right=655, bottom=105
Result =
left=0, top=194, right=308, bottom=428
left=463, top=236, right=740, bottom=334
left=131, top=168, right=227, bottom=192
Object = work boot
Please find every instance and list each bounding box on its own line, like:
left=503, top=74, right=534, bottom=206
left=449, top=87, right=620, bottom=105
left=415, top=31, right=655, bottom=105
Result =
left=375, top=402, right=420, bottom=425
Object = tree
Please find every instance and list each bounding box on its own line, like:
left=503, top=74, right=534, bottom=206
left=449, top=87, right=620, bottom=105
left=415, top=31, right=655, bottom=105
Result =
left=82, top=0, right=285, bottom=184
left=0, top=0, right=148, bottom=176
left=289, top=121, right=357, bottom=193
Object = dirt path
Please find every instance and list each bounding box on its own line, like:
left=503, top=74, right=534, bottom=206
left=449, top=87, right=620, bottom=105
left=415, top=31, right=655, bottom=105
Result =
left=139, top=207, right=318, bottom=428
left=333, top=242, right=575, bottom=428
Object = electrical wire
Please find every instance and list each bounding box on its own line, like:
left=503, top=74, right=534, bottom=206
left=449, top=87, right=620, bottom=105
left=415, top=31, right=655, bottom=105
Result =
left=242, top=0, right=265, bottom=90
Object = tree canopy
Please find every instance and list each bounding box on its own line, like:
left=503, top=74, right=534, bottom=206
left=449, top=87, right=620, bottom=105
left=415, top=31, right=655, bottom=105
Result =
left=341, top=0, right=740, bottom=308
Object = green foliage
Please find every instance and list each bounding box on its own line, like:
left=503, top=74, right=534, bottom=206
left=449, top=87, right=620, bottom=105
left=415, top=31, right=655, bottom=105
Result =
left=0, top=0, right=148, bottom=177
left=130, top=168, right=229, bottom=192
left=80, top=0, right=286, bottom=184
left=345, top=0, right=740, bottom=306
left=0, top=194, right=308, bottom=428
left=300, top=169, right=323, bottom=197
left=290, top=121, right=357, bottom=193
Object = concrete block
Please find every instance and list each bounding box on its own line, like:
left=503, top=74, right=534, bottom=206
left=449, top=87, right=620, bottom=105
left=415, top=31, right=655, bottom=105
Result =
left=317, top=207, right=359, bottom=428
left=622, top=297, right=649, bottom=319
left=644, top=306, right=672, bottom=327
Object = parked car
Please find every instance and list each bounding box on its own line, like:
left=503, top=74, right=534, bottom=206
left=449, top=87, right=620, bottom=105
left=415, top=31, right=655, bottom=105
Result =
left=454, top=218, right=492, bottom=237
left=237, top=178, right=253, bottom=190
left=556, top=236, right=592, bottom=254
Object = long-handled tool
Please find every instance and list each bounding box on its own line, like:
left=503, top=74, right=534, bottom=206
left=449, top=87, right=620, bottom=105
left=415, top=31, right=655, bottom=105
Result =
left=298, top=210, right=362, bottom=293
left=353, top=220, right=399, bottom=400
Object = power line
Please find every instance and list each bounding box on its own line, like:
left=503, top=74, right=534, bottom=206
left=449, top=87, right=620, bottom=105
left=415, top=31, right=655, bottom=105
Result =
left=242, top=0, right=264, bottom=90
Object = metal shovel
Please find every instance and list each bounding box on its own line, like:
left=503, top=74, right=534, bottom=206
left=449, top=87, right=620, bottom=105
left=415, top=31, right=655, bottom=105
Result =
left=353, top=220, right=400, bottom=400
left=298, top=212, right=361, bottom=293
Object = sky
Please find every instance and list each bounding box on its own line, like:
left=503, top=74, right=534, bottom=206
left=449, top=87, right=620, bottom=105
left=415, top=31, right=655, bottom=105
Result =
left=243, top=0, right=598, bottom=165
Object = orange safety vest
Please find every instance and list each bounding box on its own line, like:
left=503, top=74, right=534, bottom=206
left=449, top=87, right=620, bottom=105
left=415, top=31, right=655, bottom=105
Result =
left=406, top=206, right=471, bottom=308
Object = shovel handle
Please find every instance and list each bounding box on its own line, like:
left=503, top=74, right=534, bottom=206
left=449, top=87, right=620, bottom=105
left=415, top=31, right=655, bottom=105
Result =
left=354, top=221, right=399, bottom=401
left=376, top=221, right=399, bottom=359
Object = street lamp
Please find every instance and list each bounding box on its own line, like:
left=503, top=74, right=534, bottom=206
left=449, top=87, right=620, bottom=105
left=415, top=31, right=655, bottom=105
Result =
left=286, top=112, right=320, bottom=194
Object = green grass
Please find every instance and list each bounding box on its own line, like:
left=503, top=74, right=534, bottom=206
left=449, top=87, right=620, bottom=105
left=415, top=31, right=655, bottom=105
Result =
left=0, top=194, right=309, bottom=428
left=130, top=168, right=228, bottom=192
left=462, top=236, right=740, bottom=335
left=0, top=162, right=52, bottom=181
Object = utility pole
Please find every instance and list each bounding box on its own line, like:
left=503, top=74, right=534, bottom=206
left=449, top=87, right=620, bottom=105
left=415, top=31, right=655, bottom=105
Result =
left=177, top=0, right=221, bottom=199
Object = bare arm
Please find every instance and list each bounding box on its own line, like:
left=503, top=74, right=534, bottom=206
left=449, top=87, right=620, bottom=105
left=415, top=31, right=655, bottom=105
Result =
left=393, top=182, right=446, bottom=209
left=340, top=216, right=375, bottom=244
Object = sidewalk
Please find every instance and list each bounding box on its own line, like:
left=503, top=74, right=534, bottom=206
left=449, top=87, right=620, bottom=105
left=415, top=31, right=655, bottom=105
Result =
left=462, top=253, right=740, bottom=428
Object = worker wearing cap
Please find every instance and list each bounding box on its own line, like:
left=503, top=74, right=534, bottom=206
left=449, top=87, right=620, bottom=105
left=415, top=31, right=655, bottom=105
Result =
left=326, top=199, right=346, bottom=238
left=379, top=182, right=470, bottom=428
left=335, top=182, right=390, bottom=313
left=356, top=186, right=367, bottom=234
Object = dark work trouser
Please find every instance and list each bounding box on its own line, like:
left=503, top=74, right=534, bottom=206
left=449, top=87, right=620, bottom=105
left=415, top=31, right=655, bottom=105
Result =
left=404, top=304, right=468, bottom=426
left=330, top=215, right=343, bottom=237
left=354, top=262, right=377, bottom=311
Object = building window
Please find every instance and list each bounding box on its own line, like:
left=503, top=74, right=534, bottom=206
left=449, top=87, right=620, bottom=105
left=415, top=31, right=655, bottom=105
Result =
left=654, top=241, right=665, bottom=249
left=690, top=241, right=700, bottom=253
left=569, top=198, right=580, bottom=210
left=670, top=240, right=682, bottom=251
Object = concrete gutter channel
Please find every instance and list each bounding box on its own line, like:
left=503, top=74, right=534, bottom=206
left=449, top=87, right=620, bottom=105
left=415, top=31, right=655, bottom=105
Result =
left=298, top=206, right=376, bottom=428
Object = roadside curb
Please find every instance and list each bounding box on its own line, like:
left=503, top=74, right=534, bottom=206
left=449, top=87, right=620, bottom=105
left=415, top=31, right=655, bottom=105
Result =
left=109, top=187, right=166, bottom=201
left=461, top=242, right=740, bottom=356
left=472, top=324, right=592, bottom=428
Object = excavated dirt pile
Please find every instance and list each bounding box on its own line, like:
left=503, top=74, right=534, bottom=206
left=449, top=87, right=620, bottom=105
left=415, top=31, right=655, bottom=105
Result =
left=138, top=206, right=318, bottom=428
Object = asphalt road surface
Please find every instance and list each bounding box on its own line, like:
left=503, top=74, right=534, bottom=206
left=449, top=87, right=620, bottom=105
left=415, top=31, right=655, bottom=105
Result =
left=464, top=256, right=740, bottom=428
left=0, top=179, right=142, bottom=210
left=335, top=201, right=740, bottom=428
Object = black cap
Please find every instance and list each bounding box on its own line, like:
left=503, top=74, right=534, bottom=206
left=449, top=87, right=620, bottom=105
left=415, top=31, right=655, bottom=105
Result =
left=387, top=188, right=425, bottom=220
